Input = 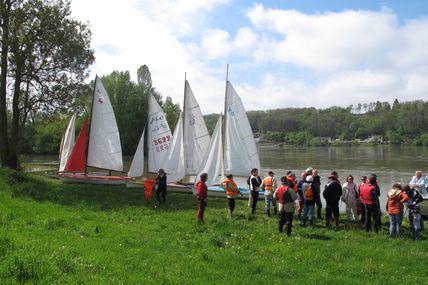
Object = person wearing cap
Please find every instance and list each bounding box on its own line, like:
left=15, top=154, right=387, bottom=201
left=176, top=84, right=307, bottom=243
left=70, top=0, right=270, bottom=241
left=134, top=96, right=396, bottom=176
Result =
left=341, top=175, right=359, bottom=221
left=302, top=175, right=316, bottom=226
left=196, top=173, right=208, bottom=223
left=274, top=176, right=297, bottom=235
left=224, top=174, right=240, bottom=218
left=155, top=168, right=167, bottom=207
left=323, top=172, right=342, bottom=229
left=260, top=170, right=278, bottom=217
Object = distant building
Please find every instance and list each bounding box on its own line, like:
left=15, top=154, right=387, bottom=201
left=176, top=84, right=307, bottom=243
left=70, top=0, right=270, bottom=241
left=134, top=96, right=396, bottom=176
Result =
left=364, top=135, right=383, bottom=143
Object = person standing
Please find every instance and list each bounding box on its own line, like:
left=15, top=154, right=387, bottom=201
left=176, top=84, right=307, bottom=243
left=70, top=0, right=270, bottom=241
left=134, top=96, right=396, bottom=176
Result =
left=359, top=176, right=367, bottom=225
left=360, top=176, right=380, bottom=233
left=341, top=175, right=359, bottom=221
left=386, top=183, right=409, bottom=238
left=155, top=168, right=167, bottom=207
left=404, top=185, right=424, bottom=240
left=274, top=176, right=298, bottom=235
left=312, top=169, right=322, bottom=220
left=261, top=170, right=278, bottom=217
left=249, top=168, right=262, bottom=215
left=323, top=173, right=342, bottom=229
left=302, top=175, right=316, bottom=226
left=224, top=174, right=240, bottom=218
left=196, top=173, right=208, bottom=223
left=296, top=172, right=307, bottom=222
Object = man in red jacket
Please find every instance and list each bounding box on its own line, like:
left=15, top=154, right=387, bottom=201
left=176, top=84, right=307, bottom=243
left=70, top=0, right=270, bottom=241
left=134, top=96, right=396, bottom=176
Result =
left=196, top=173, right=208, bottom=223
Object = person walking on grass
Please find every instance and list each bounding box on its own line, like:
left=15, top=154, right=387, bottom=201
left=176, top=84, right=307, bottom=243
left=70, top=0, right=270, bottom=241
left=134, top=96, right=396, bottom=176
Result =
left=341, top=175, right=359, bottom=221
left=155, top=168, right=167, bottom=207
left=386, top=183, right=409, bottom=238
left=360, top=175, right=380, bottom=233
left=275, top=176, right=297, bottom=236
left=224, top=174, right=240, bottom=218
left=323, top=173, right=342, bottom=229
left=196, top=173, right=208, bottom=223
left=301, top=175, right=316, bottom=227
left=248, top=168, right=262, bottom=215
left=261, top=170, right=278, bottom=217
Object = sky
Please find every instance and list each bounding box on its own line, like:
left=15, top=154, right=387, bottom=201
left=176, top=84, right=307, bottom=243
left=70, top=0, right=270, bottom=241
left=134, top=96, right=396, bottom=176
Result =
left=70, top=0, right=428, bottom=114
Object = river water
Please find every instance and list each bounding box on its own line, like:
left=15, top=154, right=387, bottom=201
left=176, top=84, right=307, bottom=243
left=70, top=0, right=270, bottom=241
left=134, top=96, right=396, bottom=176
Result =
left=21, top=144, right=428, bottom=210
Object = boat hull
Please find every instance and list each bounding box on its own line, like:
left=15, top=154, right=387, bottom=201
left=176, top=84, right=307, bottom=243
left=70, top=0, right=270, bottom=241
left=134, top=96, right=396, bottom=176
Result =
left=192, top=185, right=264, bottom=200
left=126, top=180, right=193, bottom=193
left=59, top=173, right=130, bottom=185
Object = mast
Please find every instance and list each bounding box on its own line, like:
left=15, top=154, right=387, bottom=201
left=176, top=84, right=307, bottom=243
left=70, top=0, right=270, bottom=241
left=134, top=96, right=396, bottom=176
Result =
left=222, top=64, right=229, bottom=178
left=183, top=72, right=187, bottom=172
left=84, top=75, right=97, bottom=175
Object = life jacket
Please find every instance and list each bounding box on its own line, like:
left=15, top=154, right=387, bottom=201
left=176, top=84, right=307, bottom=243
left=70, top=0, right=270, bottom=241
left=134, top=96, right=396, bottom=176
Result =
left=360, top=183, right=376, bottom=205
left=305, top=183, right=314, bottom=201
left=263, top=176, right=273, bottom=191
left=224, top=178, right=239, bottom=197
left=287, top=176, right=298, bottom=193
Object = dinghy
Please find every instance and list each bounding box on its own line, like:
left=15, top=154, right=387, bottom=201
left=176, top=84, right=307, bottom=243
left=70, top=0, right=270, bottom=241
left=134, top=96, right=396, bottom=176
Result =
left=58, top=77, right=130, bottom=184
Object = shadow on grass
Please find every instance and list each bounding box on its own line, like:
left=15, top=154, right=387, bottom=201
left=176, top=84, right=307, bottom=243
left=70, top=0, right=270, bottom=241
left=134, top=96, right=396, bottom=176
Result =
left=303, top=233, right=331, bottom=240
left=0, top=169, right=228, bottom=212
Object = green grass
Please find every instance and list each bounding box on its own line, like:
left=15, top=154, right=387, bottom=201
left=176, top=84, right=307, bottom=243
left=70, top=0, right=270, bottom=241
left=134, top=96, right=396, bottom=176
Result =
left=0, top=168, right=427, bottom=284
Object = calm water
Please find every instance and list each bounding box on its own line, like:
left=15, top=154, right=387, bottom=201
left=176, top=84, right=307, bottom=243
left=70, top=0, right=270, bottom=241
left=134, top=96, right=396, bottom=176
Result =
left=21, top=145, right=428, bottom=210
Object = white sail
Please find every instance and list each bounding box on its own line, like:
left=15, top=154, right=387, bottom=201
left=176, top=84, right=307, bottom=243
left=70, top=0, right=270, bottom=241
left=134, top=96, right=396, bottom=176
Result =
left=165, top=113, right=185, bottom=182
left=183, top=80, right=211, bottom=175
left=87, top=77, right=123, bottom=172
left=196, top=115, right=223, bottom=186
left=224, top=81, right=260, bottom=176
left=59, top=113, right=76, bottom=172
left=128, top=129, right=145, bottom=177
left=147, top=95, right=173, bottom=173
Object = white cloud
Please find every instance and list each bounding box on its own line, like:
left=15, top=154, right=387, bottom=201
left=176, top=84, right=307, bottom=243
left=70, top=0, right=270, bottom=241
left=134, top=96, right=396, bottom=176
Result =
left=69, top=1, right=428, bottom=114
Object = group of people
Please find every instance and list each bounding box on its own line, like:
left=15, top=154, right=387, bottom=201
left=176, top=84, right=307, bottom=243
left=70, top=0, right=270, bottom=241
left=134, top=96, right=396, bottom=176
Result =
left=194, top=168, right=425, bottom=240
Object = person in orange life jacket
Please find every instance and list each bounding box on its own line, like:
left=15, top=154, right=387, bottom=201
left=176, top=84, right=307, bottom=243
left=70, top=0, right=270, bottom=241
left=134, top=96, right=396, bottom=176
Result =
left=359, top=176, right=367, bottom=225
left=285, top=171, right=298, bottom=193
left=249, top=168, right=262, bottom=215
left=274, top=176, right=298, bottom=235
left=403, top=185, right=424, bottom=240
left=341, top=175, right=359, bottom=221
left=323, top=173, right=342, bottom=229
left=386, top=183, right=409, bottom=238
left=196, top=173, right=208, bottom=223
left=302, top=175, right=316, bottom=226
left=155, top=168, right=167, bottom=207
left=261, top=170, right=278, bottom=217
left=296, top=171, right=307, bottom=222
left=224, top=174, right=240, bottom=218
left=312, top=169, right=322, bottom=220
left=360, top=175, right=380, bottom=233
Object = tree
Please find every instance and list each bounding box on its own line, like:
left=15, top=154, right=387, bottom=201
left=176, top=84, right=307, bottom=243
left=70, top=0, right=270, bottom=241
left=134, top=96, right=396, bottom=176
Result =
left=0, top=0, right=94, bottom=168
left=162, top=96, right=181, bottom=131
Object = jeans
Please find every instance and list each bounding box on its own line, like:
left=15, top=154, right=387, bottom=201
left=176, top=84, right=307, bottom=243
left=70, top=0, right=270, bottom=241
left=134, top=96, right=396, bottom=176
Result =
left=389, top=213, right=403, bottom=238
left=265, top=194, right=277, bottom=213
left=303, top=203, right=315, bottom=221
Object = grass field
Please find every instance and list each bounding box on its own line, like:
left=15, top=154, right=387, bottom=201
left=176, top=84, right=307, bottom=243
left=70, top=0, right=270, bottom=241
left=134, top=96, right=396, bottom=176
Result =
left=0, top=169, right=427, bottom=284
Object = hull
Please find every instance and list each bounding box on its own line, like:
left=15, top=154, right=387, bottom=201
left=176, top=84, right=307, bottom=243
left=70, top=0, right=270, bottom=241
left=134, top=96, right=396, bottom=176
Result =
left=421, top=195, right=428, bottom=217
left=59, top=173, right=130, bottom=185
left=192, top=185, right=264, bottom=200
left=126, top=180, right=193, bottom=193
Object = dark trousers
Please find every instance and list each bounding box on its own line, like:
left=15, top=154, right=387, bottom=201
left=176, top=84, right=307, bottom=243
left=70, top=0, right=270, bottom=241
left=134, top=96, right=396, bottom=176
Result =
left=360, top=202, right=366, bottom=224
left=250, top=190, right=259, bottom=212
left=364, top=204, right=379, bottom=232
left=197, top=200, right=206, bottom=221
left=278, top=211, right=294, bottom=235
left=156, top=187, right=167, bottom=204
left=228, top=198, right=236, bottom=211
left=315, top=195, right=322, bottom=219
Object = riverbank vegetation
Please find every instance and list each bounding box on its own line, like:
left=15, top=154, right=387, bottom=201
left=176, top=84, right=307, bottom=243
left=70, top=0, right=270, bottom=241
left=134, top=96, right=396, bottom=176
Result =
left=0, top=169, right=427, bottom=284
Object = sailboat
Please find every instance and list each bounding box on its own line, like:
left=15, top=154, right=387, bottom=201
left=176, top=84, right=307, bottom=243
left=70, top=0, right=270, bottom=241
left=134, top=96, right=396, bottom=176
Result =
left=58, top=77, right=130, bottom=185
left=58, top=113, right=76, bottom=173
left=194, top=71, right=262, bottom=198
left=127, top=78, right=210, bottom=192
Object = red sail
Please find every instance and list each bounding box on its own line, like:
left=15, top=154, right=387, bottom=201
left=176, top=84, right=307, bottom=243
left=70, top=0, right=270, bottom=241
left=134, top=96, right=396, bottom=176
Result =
left=63, top=117, right=88, bottom=172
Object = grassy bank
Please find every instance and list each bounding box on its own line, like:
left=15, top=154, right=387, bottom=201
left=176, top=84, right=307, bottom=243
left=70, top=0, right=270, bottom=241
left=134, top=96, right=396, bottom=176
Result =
left=0, top=169, right=427, bottom=284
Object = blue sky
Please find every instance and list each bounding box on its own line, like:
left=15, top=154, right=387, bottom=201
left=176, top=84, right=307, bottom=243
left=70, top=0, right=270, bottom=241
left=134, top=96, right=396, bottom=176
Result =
left=71, top=0, right=428, bottom=113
